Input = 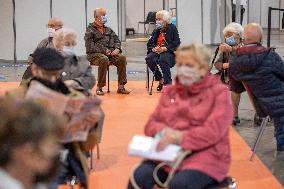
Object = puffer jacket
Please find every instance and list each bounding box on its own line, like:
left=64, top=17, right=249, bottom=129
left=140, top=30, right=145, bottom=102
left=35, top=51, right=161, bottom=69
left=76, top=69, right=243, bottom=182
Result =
left=145, top=74, right=233, bottom=182
left=230, top=45, right=284, bottom=117
left=84, top=23, right=121, bottom=62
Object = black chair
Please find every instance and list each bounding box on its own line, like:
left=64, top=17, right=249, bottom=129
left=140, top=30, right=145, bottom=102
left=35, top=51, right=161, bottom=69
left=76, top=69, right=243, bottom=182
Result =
left=242, top=82, right=270, bottom=161
left=138, top=12, right=156, bottom=35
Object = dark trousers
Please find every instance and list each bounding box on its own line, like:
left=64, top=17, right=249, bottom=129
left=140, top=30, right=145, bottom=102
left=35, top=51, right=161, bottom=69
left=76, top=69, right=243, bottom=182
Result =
left=273, top=117, right=284, bottom=151
left=90, top=53, right=127, bottom=88
left=146, top=52, right=175, bottom=85
left=128, top=160, right=217, bottom=189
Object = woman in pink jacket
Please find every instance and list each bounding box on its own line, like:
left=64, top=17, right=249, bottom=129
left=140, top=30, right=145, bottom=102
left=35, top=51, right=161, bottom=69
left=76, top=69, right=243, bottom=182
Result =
left=128, top=44, right=233, bottom=189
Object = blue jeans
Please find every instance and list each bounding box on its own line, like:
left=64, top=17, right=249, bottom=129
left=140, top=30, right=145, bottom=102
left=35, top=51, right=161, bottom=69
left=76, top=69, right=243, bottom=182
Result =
left=127, top=160, right=217, bottom=189
left=273, top=116, right=284, bottom=151
left=146, top=52, right=175, bottom=85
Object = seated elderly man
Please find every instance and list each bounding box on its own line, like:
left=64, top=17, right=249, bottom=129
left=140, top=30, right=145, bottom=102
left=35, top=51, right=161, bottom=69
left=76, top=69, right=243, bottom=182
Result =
left=85, top=8, right=130, bottom=95
left=21, top=17, right=63, bottom=84
left=53, top=28, right=96, bottom=96
left=230, top=23, right=284, bottom=157
left=7, top=48, right=104, bottom=189
left=146, top=10, right=180, bottom=91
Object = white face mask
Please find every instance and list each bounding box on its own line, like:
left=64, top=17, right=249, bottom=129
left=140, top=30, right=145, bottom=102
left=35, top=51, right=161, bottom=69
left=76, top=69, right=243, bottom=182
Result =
left=63, top=46, right=75, bottom=56
left=47, top=28, right=55, bottom=38
left=176, top=65, right=201, bottom=86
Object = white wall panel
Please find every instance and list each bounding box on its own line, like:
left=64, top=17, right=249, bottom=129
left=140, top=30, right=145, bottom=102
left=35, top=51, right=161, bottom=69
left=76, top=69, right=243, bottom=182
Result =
left=261, top=0, right=280, bottom=28
left=177, top=0, right=202, bottom=44
left=203, top=0, right=226, bottom=44
left=0, top=0, right=14, bottom=60
left=126, top=0, right=163, bottom=33
left=15, top=0, right=50, bottom=60
left=53, top=0, right=85, bottom=55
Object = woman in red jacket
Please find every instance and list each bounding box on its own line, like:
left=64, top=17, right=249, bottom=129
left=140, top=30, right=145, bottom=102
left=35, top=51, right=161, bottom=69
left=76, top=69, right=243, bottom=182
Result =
left=128, top=44, right=233, bottom=189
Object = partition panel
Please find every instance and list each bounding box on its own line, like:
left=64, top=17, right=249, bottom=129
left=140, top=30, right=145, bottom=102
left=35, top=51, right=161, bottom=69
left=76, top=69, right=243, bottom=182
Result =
left=0, top=0, right=14, bottom=60
left=15, top=0, right=50, bottom=60
left=53, top=0, right=85, bottom=55
left=177, top=0, right=202, bottom=44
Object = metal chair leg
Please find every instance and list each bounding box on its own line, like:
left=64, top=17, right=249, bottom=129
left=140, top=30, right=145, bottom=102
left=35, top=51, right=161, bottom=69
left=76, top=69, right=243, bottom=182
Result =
left=149, top=65, right=158, bottom=95
left=250, top=116, right=269, bottom=161
left=90, top=149, right=93, bottom=169
left=107, top=66, right=110, bottom=93
left=146, top=65, right=150, bottom=90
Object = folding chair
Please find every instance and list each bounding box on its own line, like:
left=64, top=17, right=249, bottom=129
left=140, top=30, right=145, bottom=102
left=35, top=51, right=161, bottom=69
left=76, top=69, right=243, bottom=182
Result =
left=242, top=82, right=270, bottom=161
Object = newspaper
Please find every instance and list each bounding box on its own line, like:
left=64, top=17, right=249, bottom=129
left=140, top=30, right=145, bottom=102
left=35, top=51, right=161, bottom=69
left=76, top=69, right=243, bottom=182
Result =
left=128, top=135, right=182, bottom=162
left=26, top=81, right=102, bottom=143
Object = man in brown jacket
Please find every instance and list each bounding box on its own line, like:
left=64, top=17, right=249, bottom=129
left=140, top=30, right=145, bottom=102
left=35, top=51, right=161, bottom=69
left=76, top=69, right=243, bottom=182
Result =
left=85, top=8, right=130, bottom=95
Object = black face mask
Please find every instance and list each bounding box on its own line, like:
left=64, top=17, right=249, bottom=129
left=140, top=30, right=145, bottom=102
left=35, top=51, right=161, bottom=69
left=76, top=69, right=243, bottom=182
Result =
left=33, top=154, right=61, bottom=184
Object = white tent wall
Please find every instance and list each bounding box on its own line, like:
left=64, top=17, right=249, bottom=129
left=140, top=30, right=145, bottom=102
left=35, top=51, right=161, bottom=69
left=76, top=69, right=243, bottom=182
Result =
left=202, top=0, right=226, bottom=44
left=15, top=0, right=50, bottom=60
left=177, top=0, right=202, bottom=44
left=52, top=0, right=86, bottom=56
left=0, top=0, right=14, bottom=60
left=249, top=0, right=280, bottom=28
left=126, top=0, right=163, bottom=34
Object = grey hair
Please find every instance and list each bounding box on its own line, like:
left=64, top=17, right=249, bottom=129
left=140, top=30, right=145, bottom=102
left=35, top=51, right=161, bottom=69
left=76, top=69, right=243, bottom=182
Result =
left=53, top=28, right=77, bottom=48
left=223, top=22, right=244, bottom=38
left=156, top=10, right=172, bottom=24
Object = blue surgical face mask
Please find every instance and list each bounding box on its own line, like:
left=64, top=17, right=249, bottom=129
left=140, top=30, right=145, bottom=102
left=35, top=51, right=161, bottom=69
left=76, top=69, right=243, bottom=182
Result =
left=101, top=15, right=108, bottom=24
left=225, top=35, right=237, bottom=46
left=63, top=46, right=75, bottom=56
left=156, top=20, right=163, bottom=29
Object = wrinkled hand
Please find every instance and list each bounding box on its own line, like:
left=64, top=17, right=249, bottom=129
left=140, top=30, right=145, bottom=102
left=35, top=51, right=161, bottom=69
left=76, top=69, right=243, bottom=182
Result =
left=222, top=63, right=229, bottom=69
left=111, top=49, right=120, bottom=56
left=106, top=49, right=112, bottom=56
left=156, top=128, right=182, bottom=152
left=157, top=47, right=167, bottom=53
left=64, top=80, right=77, bottom=87
left=152, top=47, right=160, bottom=53
left=219, top=43, right=232, bottom=53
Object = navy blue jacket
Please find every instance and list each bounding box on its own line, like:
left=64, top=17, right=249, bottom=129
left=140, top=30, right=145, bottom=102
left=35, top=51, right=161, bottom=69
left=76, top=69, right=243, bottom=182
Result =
left=147, top=24, right=181, bottom=54
left=230, top=46, right=284, bottom=117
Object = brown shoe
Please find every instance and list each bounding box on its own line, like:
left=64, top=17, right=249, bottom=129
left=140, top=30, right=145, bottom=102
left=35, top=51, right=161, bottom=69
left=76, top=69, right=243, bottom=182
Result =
left=117, top=87, right=131, bottom=94
left=96, top=88, right=104, bottom=96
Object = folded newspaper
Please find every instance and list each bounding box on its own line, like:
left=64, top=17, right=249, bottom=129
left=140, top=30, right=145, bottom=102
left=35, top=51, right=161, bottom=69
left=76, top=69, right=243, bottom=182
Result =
left=128, top=135, right=182, bottom=162
left=25, top=81, right=102, bottom=143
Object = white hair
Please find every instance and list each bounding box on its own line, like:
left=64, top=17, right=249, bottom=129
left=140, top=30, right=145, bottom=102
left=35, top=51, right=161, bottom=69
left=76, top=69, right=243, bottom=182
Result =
left=53, top=28, right=77, bottom=48
left=156, top=10, right=172, bottom=24
left=223, top=22, right=244, bottom=38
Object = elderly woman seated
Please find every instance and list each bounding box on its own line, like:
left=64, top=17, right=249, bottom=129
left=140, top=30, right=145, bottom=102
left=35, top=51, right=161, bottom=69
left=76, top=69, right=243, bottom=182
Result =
left=53, top=28, right=96, bottom=96
left=128, top=44, right=233, bottom=189
left=146, top=10, right=181, bottom=91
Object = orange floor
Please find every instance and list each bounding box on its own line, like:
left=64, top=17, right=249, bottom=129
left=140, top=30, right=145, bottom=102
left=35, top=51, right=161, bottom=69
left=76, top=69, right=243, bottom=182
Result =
left=0, top=81, right=283, bottom=189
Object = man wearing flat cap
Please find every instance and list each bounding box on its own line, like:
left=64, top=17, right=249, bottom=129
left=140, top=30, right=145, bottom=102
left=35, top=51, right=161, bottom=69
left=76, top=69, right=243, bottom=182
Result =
left=6, top=47, right=104, bottom=189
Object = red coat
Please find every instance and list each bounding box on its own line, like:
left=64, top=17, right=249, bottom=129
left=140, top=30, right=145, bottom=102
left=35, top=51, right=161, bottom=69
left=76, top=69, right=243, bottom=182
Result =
left=144, top=74, right=233, bottom=182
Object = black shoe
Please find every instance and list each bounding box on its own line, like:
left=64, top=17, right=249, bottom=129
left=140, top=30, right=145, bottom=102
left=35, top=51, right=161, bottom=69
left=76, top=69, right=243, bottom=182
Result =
left=253, top=114, right=263, bottom=127
left=117, top=87, right=131, bottom=94
left=96, top=88, right=104, bottom=96
left=157, top=83, right=164, bottom=92
left=232, top=116, right=240, bottom=126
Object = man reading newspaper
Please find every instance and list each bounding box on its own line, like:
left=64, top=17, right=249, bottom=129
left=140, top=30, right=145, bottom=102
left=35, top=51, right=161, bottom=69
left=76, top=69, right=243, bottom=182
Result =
left=6, top=48, right=104, bottom=189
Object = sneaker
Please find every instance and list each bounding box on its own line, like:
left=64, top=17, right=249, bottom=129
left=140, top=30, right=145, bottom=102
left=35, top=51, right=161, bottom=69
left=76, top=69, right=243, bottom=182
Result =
left=232, top=116, right=240, bottom=126
left=117, top=87, right=131, bottom=94
left=157, top=83, right=164, bottom=92
left=96, top=88, right=104, bottom=96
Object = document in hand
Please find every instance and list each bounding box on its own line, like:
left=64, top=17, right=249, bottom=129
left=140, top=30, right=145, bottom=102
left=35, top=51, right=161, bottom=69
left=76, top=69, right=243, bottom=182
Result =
left=128, top=135, right=182, bottom=162
left=26, top=81, right=102, bottom=143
